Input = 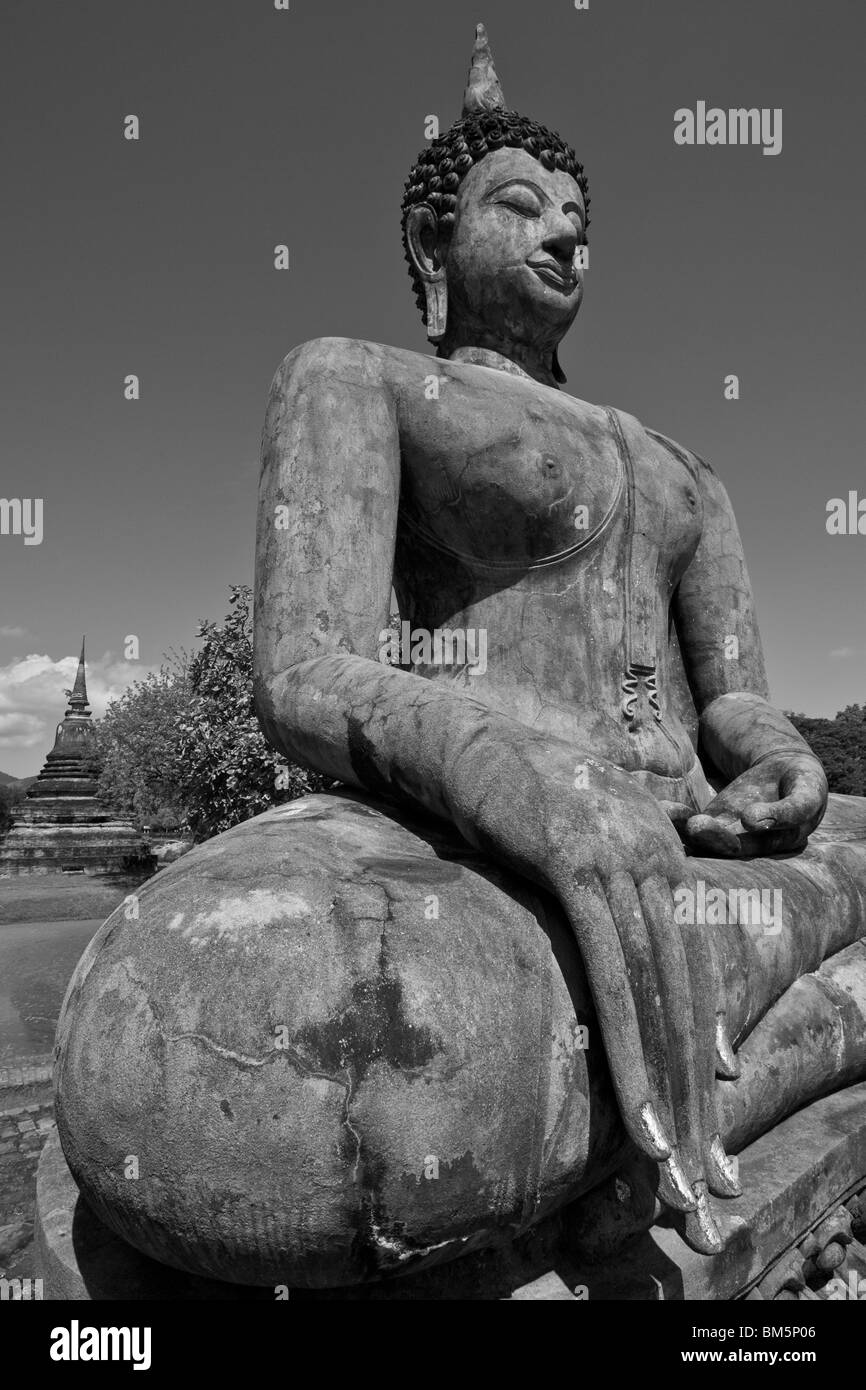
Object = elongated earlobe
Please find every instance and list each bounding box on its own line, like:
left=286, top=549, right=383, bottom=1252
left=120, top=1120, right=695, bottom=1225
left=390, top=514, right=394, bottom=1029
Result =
left=423, top=280, right=448, bottom=341
left=404, top=203, right=448, bottom=344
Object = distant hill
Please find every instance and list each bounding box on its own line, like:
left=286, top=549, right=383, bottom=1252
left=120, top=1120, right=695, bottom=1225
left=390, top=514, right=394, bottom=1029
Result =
left=0, top=771, right=36, bottom=787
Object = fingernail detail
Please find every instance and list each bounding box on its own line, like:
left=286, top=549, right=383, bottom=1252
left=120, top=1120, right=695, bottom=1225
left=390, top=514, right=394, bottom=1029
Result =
left=707, top=1134, right=742, bottom=1198
left=638, top=1101, right=671, bottom=1160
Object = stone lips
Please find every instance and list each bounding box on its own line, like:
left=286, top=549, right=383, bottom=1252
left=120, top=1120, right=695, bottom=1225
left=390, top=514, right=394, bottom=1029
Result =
left=53, top=792, right=620, bottom=1288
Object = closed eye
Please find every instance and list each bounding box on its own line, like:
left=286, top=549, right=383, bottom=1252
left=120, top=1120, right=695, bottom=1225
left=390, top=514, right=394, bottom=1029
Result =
left=498, top=193, right=543, bottom=218
left=485, top=180, right=546, bottom=219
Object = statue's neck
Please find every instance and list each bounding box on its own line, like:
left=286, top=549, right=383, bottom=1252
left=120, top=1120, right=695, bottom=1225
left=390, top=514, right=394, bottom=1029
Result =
left=437, top=333, right=561, bottom=389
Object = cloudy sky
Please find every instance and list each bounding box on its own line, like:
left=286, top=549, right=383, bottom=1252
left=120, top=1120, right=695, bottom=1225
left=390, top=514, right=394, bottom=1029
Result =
left=1, top=0, right=864, bottom=776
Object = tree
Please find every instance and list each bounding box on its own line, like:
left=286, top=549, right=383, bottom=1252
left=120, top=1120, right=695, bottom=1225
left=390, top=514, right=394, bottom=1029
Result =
left=96, top=654, right=192, bottom=826
left=0, top=782, right=26, bottom=835
left=787, top=704, right=866, bottom=796
left=96, top=585, right=328, bottom=842
left=175, top=584, right=328, bottom=838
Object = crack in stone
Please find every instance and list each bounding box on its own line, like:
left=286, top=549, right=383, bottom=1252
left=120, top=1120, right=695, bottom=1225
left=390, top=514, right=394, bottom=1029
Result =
left=166, top=1031, right=365, bottom=1185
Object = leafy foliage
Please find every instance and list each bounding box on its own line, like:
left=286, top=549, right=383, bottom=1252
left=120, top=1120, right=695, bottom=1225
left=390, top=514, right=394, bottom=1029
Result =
left=0, top=781, right=26, bottom=835
left=787, top=704, right=866, bottom=796
left=176, top=584, right=328, bottom=838
left=96, top=585, right=328, bottom=841
left=95, top=656, right=192, bottom=827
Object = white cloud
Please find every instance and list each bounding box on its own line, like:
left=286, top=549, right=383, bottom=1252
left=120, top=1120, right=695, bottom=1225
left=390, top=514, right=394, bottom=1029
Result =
left=0, top=712, right=44, bottom=747
left=0, top=626, right=28, bottom=638
left=830, top=647, right=857, bottom=659
left=0, top=650, right=156, bottom=754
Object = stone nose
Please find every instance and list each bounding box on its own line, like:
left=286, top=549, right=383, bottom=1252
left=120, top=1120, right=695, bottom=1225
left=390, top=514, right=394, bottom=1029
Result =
left=542, top=214, right=579, bottom=263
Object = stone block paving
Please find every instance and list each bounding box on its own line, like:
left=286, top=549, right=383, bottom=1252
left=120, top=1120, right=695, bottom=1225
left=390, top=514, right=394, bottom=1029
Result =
left=0, top=1064, right=53, bottom=1092
left=0, top=1095, right=56, bottom=1292
left=0, top=1099, right=56, bottom=1160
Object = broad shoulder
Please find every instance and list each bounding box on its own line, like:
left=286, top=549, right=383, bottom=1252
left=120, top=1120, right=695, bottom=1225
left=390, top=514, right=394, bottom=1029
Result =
left=642, top=423, right=714, bottom=482
left=269, top=337, right=433, bottom=396
left=601, top=408, right=742, bottom=525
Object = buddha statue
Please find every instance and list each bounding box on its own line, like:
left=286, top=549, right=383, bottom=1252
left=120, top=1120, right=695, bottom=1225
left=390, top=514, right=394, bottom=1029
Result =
left=51, top=25, right=866, bottom=1293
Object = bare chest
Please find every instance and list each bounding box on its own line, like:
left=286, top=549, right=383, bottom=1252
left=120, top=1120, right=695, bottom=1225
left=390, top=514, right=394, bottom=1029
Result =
left=396, top=365, right=699, bottom=575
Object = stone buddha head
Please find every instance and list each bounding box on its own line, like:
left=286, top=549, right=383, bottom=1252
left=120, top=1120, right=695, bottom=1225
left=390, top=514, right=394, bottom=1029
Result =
left=402, top=24, right=590, bottom=386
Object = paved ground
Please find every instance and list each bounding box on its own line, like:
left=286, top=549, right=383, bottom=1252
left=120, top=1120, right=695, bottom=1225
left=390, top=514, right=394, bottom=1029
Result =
left=0, top=917, right=100, bottom=1292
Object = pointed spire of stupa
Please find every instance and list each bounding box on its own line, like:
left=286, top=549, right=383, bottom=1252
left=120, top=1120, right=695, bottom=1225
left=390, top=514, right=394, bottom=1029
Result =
left=462, top=23, right=506, bottom=117
left=0, top=626, right=149, bottom=875
left=67, top=636, right=91, bottom=716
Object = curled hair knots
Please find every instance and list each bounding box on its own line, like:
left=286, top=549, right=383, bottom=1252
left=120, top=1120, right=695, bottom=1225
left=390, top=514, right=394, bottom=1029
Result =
left=401, top=108, right=590, bottom=325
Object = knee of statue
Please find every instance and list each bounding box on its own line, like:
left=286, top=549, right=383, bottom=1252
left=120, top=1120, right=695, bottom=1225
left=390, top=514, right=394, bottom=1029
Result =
left=53, top=791, right=622, bottom=1287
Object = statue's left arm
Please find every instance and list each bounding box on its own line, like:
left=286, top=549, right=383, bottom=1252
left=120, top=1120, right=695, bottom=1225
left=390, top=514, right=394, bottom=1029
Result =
left=671, top=446, right=828, bottom=857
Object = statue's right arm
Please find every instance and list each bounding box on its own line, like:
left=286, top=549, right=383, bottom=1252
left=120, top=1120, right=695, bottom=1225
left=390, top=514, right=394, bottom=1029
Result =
left=252, top=337, right=711, bottom=1188
left=253, top=335, right=530, bottom=834
left=254, top=338, right=665, bottom=874
left=253, top=336, right=589, bottom=849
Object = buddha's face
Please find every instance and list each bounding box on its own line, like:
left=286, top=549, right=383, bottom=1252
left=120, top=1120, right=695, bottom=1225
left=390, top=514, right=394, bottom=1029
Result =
left=443, top=147, right=586, bottom=347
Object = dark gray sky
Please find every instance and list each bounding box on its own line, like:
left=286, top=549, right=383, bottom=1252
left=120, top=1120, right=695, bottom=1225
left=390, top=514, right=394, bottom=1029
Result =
left=1, top=0, right=864, bottom=775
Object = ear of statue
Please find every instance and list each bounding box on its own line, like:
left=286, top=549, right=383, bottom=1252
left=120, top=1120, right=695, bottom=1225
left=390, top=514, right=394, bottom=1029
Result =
left=405, top=204, right=448, bottom=342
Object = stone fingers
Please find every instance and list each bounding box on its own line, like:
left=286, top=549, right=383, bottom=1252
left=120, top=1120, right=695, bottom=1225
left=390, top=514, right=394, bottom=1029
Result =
left=636, top=875, right=722, bottom=1252
left=714, top=1012, right=741, bottom=1079
left=561, top=873, right=672, bottom=1165
left=733, top=826, right=807, bottom=857
left=671, top=884, right=742, bottom=1198
left=603, top=870, right=696, bottom=1213
left=740, top=762, right=826, bottom=834
left=635, top=875, right=702, bottom=1175
left=685, top=811, right=806, bottom=859
left=659, top=799, right=693, bottom=833
left=683, top=812, right=743, bottom=857
left=699, top=915, right=742, bottom=1079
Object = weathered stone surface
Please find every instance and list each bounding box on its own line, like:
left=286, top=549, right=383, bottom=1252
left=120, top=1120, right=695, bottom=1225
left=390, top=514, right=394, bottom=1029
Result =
left=55, top=790, right=866, bottom=1287
left=718, top=937, right=866, bottom=1153
left=558, top=1083, right=866, bottom=1301
left=35, top=1129, right=267, bottom=1301
left=54, top=792, right=619, bottom=1287
left=249, top=28, right=862, bottom=1257
left=38, top=1084, right=866, bottom=1300
left=51, top=21, right=866, bottom=1287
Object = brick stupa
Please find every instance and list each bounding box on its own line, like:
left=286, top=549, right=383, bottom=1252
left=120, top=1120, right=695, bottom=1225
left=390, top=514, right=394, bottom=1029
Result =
left=0, top=639, right=150, bottom=877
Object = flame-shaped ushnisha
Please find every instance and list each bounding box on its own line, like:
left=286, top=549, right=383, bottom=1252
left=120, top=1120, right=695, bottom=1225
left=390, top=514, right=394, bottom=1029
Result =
left=461, top=22, right=506, bottom=116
